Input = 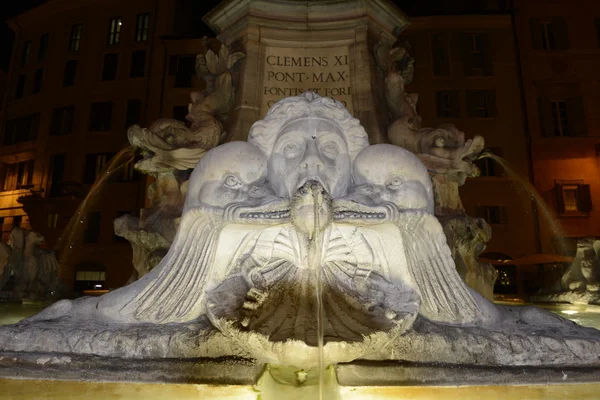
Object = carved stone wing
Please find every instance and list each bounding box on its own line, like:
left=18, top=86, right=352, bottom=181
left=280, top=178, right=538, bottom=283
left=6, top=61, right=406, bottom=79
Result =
left=131, top=209, right=222, bottom=323
left=396, top=211, right=483, bottom=324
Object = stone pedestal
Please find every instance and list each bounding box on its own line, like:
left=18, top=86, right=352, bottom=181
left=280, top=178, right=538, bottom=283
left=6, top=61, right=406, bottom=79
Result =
left=203, top=0, right=409, bottom=143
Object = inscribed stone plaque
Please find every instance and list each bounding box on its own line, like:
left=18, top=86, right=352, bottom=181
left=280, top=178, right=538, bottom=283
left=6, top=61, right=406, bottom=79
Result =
left=261, top=45, right=353, bottom=116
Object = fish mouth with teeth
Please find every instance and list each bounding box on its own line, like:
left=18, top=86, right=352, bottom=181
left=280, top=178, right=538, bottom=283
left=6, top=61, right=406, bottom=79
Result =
left=229, top=198, right=292, bottom=224
left=333, top=199, right=392, bottom=224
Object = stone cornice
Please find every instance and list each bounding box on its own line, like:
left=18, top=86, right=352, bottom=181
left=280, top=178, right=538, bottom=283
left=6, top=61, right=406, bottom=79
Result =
left=203, top=0, right=410, bottom=35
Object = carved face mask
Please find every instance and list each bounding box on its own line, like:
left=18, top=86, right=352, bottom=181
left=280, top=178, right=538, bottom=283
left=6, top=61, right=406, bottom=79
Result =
left=183, top=142, right=269, bottom=212
left=351, top=144, right=433, bottom=213
left=268, top=118, right=351, bottom=199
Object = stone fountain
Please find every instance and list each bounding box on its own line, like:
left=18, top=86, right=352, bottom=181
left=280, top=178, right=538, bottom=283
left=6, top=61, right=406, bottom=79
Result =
left=533, top=237, right=600, bottom=305
left=2, top=0, right=600, bottom=393
left=1, top=93, right=600, bottom=392
left=0, top=227, right=65, bottom=302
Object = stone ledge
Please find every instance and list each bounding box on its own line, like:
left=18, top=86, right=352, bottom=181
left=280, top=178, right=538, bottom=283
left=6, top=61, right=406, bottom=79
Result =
left=336, top=360, right=600, bottom=386
left=1, top=352, right=600, bottom=387
left=0, top=352, right=263, bottom=385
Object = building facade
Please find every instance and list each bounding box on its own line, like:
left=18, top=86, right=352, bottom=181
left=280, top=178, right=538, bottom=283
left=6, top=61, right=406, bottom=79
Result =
left=6, top=0, right=596, bottom=297
left=403, top=15, right=539, bottom=270
left=513, top=0, right=600, bottom=256
left=1, top=0, right=207, bottom=289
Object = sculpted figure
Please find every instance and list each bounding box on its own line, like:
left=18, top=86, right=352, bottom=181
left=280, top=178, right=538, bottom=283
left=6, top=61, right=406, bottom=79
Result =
left=560, top=238, right=600, bottom=292
left=207, top=95, right=422, bottom=345
left=0, top=228, right=63, bottom=298
left=30, top=142, right=286, bottom=323
left=373, top=34, right=423, bottom=147
left=335, top=144, right=496, bottom=324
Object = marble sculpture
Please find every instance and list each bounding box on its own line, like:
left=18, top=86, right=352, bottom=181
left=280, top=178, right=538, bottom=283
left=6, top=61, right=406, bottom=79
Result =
left=534, top=237, right=600, bottom=305
left=3, top=93, right=600, bottom=371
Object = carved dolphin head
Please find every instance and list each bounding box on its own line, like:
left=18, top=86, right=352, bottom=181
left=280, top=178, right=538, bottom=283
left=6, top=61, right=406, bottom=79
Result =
left=351, top=144, right=433, bottom=214
left=183, top=141, right=269, bottom=213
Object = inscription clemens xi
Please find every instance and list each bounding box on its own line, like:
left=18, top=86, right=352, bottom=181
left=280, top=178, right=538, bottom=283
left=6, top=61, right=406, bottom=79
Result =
left=261, top=46, right=353, bottom=115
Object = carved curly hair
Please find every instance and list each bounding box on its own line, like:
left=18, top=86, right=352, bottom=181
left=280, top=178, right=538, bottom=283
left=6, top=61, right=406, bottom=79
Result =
left=248, top=92, right=369, bottom=160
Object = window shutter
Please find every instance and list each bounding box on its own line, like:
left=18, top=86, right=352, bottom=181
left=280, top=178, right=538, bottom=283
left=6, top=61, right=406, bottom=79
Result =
left=579, top=184, right=592, bottom=212
left=482, top=33, right=494, bottom=76
left=537, top=96, right=554, bottom=137
left=450, top=91, right=460, bottom=118
left=552, top=17, right=570, bottom=50
left=555, top=184, right=565, bottom=213
left=486, top=90, right=497, bottom=117
left=566, top=96, right=587, bottom=137
left=466, top=91, right=477, bottom=118
left=168, top=56, right=178, bottom=75
left=460, top=33, right=473, bottom=76
left=30, top=113, right=40, bottom=140
left=529, top=19, right=542, bottom=49
left=26, top=159, right=34, bottom=185
left=50, top=109, right=62, bottom=135
left=435, top=92, right=443, bottom=117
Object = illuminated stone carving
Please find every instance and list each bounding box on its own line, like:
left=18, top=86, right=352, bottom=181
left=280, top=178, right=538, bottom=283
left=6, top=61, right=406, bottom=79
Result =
left=0, top=228, right=63, bottom=300
left=2, top=94, right=600, bottom=373
left=534, top=238, right=600, bottom=305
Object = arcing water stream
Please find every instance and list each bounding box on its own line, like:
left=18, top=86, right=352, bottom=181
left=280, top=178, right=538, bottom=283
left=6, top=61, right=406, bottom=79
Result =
left=311, top=183, right=325, bottom=400
left=54, top=146, right=135, bottom=278
left=477, top=151, right=567, bottom=255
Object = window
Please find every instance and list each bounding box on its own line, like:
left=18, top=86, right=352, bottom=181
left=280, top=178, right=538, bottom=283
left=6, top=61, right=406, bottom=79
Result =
left=20, top=41, right=31, bottom=67
left=50, top=106, right=74, bottom=136
left=551, top=101, right=569, bottom=136
left=117, top=160, right=139, bottom=182
left=530, top=18, right=569, bottom=50
left=538, top=97, right=587, bottom=137
left=476, top=206, right=507, bottom=225
left=475, top=147, right=503, bottom=177
left=84, top=212, right=101, bottom=244
left=108, top=17, right=122, bottom=45
left=89, top=102, right=113, bottom=131
left=17, top=160, right=34, bottom=189
left=3, top=113, right=39, bottom=145
left=48, top=154, right=65, bottom=197
left=47, top=213, right=59, bottom=229
left=83, top=153, right=114, bottom=184
left=172, top=105, right=189, bottom=123
left=32, top=68, right=43, bottom=94
left=125, top=99, right=141, bottom=127
left=74, top=267, right=106, bottom=291
left=435, top=91, right=460, bottom=118
left=466, top=90, right=496, bottom=118
left=15, top=74, right=25, bottom=99
left=102, top=53, right=119, bottom=81
left=69, top=24, right=82, bottom=51
left=461, top=33, right=493, bottom=76
left=556, top=182, right=592, bottom=214
left=0, top=160, right=34, bottom=191
left=37, top=33, right=49, bottom=61
left=130, top=50, right=146, bottom=78
left=135, top=13, right=150, bottom=42
left=169, top=55, right=196, bottom=87
left=63, top=60, right=77, bottom=87
left=541, top=22, right=556, bottom=50
left=431, top=33, right=450, bottom=76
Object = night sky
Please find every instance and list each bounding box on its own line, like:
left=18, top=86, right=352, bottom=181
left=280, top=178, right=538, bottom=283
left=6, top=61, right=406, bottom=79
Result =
left=0, top=0, right=508, bottom=72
